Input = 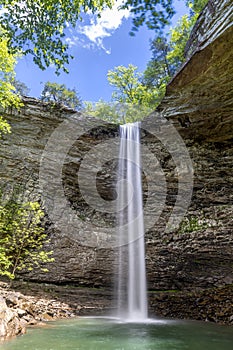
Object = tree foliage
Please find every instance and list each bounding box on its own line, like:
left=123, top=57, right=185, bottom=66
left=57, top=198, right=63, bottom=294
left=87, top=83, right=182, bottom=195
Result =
left=186, top=0, right=208, bottom=14
left=0, top=189, right=54, bottom=279
left=107, top=64, right=159, bottom=107
left=0, top=32, right=22, bottom=137
left=120, top=0, right=175, bottom=34
left=0, top=1, right=207, bottom=73
left=40, top=81, right=82, bottom=110
left=143, top=14, right=194, bottom=91
left=143, top=0, right=208, bottom=101
left=85, top=64, right=160, bottom=123
left=84, top=100, right=120, bottom=123
left=12, top=79, right=30, bottom=96
left=142, top=34, right=172, bottom=95
left=167, top=13, right=198, bottom=67
left=85, top=0, right=208, bottom=123
left=84, top=100, right=152, bottom=124
left=0, top=0, right=114, bottom=74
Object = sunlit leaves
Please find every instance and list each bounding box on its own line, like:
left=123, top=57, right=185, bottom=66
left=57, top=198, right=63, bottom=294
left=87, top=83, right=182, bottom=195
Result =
left=0, top=33, right=22, bottom=137
left=0, top=0, right=113, bottom=73
left=186, top=0, right=208, bottom=15
left=107, top=64, right=159, bottom=108
left=167, top=14, right=197, bottom=66
left=40, top=81, right=82, bottom=110
left=142, top=0, right=207, bottom=101
left=84, top=64, right=160, bottom=123
left=84, top=100, right=154, bottom=124
left=0, top=190, right=54, bottom=279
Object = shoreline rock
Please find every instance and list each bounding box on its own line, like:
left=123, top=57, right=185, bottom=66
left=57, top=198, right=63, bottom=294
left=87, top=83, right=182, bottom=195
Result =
left=0, top=296, right=26, bottom=341
left=148, top=285, right=233, bottom=325
left=0, top=281, right=75, bottom=342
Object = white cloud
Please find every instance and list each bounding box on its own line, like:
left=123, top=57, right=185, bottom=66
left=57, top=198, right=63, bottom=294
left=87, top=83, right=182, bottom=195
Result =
left=66, top=1, right=130, bottom=54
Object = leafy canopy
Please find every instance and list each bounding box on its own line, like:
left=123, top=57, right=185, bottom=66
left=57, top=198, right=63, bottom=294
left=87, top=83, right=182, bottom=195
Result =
left=40, top=81, right=82, bottom=110
left=143, top=0, right=208, bottom=99
left=0, top=31, right=22, bottom=137
left=0, top=0, right=114, bottom=74
left=0, top=1, right=204, bottom=74
left=107, top=64, right=159, bottom=107
left=12, top=79, right=30, bottom=96
left=0, top=189, right=54, bottom=279
left=85, top=64, right=160, bottom=123
left=84, top=100, right=153, bottom=124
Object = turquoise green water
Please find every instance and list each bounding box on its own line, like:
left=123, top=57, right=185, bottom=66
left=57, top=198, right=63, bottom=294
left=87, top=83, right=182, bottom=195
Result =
left=1, top=317, right=233, bottom=350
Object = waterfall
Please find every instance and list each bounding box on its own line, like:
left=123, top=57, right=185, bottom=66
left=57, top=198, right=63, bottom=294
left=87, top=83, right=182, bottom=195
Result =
left=116, top=122, right=148, bottom=321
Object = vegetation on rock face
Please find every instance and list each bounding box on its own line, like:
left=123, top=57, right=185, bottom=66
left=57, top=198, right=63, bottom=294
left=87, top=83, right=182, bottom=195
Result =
left=0, top=188, right=54, bottom=279
left=178, top=214, right=218, bottom=234
left=40, top=81, right=82, bottom=110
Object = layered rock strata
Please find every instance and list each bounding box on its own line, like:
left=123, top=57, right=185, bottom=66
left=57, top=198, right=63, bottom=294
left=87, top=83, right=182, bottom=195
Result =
left=0, top=0, right=232, bottom=326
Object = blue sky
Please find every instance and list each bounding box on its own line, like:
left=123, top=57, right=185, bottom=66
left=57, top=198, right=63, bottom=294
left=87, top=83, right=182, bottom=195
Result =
left=15, top=0, right=188, bottom=103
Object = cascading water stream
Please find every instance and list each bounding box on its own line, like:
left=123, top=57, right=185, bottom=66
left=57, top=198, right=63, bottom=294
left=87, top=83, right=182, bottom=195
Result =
left=116, top=122, right=147, bottom=322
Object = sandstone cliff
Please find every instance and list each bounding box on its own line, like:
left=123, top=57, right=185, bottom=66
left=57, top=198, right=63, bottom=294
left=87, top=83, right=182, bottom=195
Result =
left=0, top=0, right=232, bottom=324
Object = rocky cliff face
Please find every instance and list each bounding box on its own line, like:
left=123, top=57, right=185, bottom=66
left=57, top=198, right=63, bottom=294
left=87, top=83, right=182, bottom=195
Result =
left=0, top=0, right=232, bottom=321
left=141, top=0, right=233, bottom=291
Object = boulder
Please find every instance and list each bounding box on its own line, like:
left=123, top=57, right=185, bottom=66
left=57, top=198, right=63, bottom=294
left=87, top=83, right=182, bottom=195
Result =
left=0, top=296, right=26, bottom=341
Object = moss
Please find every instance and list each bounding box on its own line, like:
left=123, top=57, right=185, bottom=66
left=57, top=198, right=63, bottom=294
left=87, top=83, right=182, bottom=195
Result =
left=177, top=214, right=218, bottom=234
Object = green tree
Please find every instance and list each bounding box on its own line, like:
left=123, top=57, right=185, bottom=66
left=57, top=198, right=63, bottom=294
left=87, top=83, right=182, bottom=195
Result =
left=12, top=79, right=30, bottom=96
left=107, top=64, right=159, bottom=108
left=166, top=0, right=208, bottom=68
left=86, top=0, right=208, bottom=123
left=167, top=14, right=197, bottom=67
left=143, top=0, right=208, bottom=101
left=84, top=100, right=152, bottom=124
left=0, top=0, right=113, bottom=74
left=40, top=81, right=82, bottom=110
left=0, top=190, right=54, bottom=279
left=0, top=32, right=22, bottom=137
left=143, top=14, right=195, bottom=90
left=84, top=64, right=162, bottom=123
left=84, top=100, right=119, bottom=123
left=142, top=34, right=173, bottom=99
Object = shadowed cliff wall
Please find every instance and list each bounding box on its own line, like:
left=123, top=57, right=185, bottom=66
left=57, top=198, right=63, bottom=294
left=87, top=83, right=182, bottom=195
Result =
left=0, top=0, right=232, bottom=293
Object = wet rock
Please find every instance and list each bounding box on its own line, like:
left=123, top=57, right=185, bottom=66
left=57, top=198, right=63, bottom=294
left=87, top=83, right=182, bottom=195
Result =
left=0, top=296, right=26, bottom=341
left=148, top=285, right=233, bottom=324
